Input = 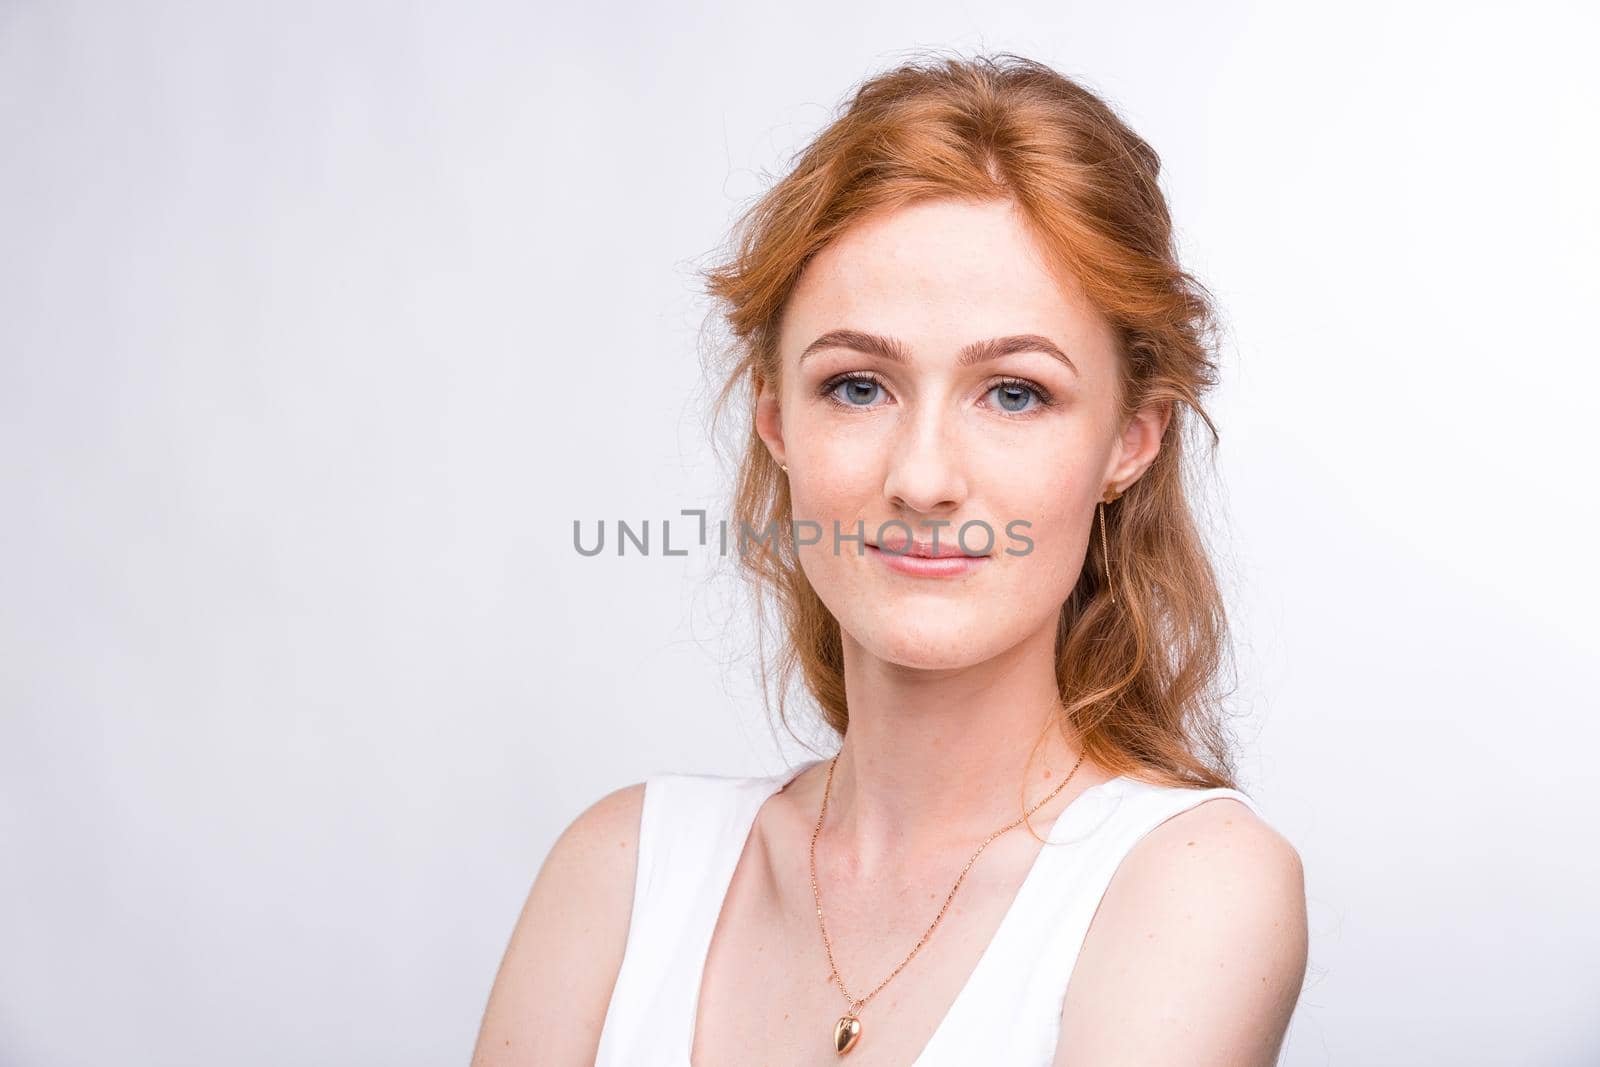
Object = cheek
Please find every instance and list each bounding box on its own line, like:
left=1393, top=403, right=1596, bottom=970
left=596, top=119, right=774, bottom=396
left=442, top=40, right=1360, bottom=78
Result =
left=984, top=440, right=1090, bottom=513
left=800, top=411, right=874, bottom=470
left=789, top=470, right=872, bottom=533
left=987, top=474, right=1098, bottom=593
left=788, top=424, right=885, bottom=516
left=786, top=471, right=876, bottom=574
left=1010, top=505, right=1091, bottom=591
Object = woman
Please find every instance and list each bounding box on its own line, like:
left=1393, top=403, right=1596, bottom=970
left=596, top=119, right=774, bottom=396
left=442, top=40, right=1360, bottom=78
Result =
left=475, top=53, right=1308, bottom=1066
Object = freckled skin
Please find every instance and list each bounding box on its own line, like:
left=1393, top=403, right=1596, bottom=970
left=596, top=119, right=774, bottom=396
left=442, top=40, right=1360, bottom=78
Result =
left=754, top=198, right=1164, bottom=676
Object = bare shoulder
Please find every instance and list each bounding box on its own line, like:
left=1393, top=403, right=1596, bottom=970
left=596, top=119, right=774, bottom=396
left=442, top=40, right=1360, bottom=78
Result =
left=1056, top=794, right=1308, bottom=1067
left=471, top=781, right=648, bottom=1067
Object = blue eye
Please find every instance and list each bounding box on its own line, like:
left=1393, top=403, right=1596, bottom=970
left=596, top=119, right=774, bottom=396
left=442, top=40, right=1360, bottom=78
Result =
left=824, top=373, right=887, bottom=408
left=988, top=381, right=1043, bottom=414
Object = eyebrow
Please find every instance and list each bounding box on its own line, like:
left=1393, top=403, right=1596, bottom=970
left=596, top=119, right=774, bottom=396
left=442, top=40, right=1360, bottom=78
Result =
left=797, top=328, right=1077, bottom=375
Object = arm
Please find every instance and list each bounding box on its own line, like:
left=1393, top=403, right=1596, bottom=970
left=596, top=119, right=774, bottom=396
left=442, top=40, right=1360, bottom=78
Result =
left=1054, top=798, right=1309, bottom=1066
left=470, top=782, right=647, bottom=1067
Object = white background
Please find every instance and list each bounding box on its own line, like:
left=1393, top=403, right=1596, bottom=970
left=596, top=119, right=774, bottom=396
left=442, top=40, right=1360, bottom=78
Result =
left=2, top=2, right=1596, bottom=1064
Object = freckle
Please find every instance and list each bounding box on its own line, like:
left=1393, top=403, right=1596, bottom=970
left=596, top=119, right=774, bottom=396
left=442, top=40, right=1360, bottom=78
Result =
left=1186, top=841, right=1195, bottom=846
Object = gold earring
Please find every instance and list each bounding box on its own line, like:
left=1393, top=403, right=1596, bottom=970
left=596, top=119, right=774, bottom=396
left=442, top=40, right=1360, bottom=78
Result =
left=1099, top=487, right=1120, bottom=604
left=781, top=464, right=789, bottom=473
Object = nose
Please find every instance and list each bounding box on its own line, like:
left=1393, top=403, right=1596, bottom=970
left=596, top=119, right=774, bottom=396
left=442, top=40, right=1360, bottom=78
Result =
left=882, top=403, right=969, bottom=516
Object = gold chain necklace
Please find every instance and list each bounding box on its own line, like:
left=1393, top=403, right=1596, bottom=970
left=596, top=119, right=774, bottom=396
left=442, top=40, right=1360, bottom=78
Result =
left=808, top=749, right=1087, bottom=1055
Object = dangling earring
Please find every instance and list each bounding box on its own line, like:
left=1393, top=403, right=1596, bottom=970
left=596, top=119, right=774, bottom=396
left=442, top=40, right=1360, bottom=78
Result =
left=1099, top=486, right=1122, bottom=604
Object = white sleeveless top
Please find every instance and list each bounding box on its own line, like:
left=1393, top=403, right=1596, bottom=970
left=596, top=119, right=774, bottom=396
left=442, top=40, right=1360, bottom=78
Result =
left=594, top=756, right=1266, bottom=1066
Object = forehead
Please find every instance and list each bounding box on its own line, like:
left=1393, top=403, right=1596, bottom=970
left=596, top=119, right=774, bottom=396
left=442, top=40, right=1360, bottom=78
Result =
left=781, top=197, right=1110, bottom=358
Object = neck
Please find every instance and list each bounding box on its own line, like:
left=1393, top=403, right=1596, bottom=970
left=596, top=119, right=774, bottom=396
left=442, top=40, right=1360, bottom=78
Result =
left=821, top=621, right=1101, bottom=871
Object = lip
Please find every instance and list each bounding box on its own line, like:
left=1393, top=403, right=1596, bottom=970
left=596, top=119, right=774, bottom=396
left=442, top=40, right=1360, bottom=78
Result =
left=865, top=543, right=990, bottom=578
left=874, top=535, right=978, bottom=559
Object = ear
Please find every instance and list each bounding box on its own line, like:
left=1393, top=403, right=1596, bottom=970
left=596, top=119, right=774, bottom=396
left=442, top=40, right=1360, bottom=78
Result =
left=1103, top=399, right=1172, bottom=497
left=753, top=370, right=787, bottom=469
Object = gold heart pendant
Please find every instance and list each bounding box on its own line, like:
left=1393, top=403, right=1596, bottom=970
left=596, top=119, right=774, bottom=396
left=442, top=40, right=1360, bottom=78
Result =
left=833, top=1015, right=862, bottom=1054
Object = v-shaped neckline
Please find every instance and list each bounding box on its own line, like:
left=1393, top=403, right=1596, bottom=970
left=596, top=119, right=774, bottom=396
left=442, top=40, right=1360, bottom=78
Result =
left=683, top=757, right=1128, bottom=1066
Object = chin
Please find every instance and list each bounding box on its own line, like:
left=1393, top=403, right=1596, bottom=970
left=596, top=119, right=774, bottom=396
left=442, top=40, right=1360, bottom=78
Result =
left=848, top=616, right=1008, bottom=671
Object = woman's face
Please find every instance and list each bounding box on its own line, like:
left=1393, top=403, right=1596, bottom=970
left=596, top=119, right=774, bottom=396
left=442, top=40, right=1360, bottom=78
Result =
left=755, top=196, right=1167, bottom=670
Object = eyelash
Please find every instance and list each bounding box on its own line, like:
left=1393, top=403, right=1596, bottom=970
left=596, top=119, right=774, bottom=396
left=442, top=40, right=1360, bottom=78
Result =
left=817, top=372, right=1058, bottom=415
